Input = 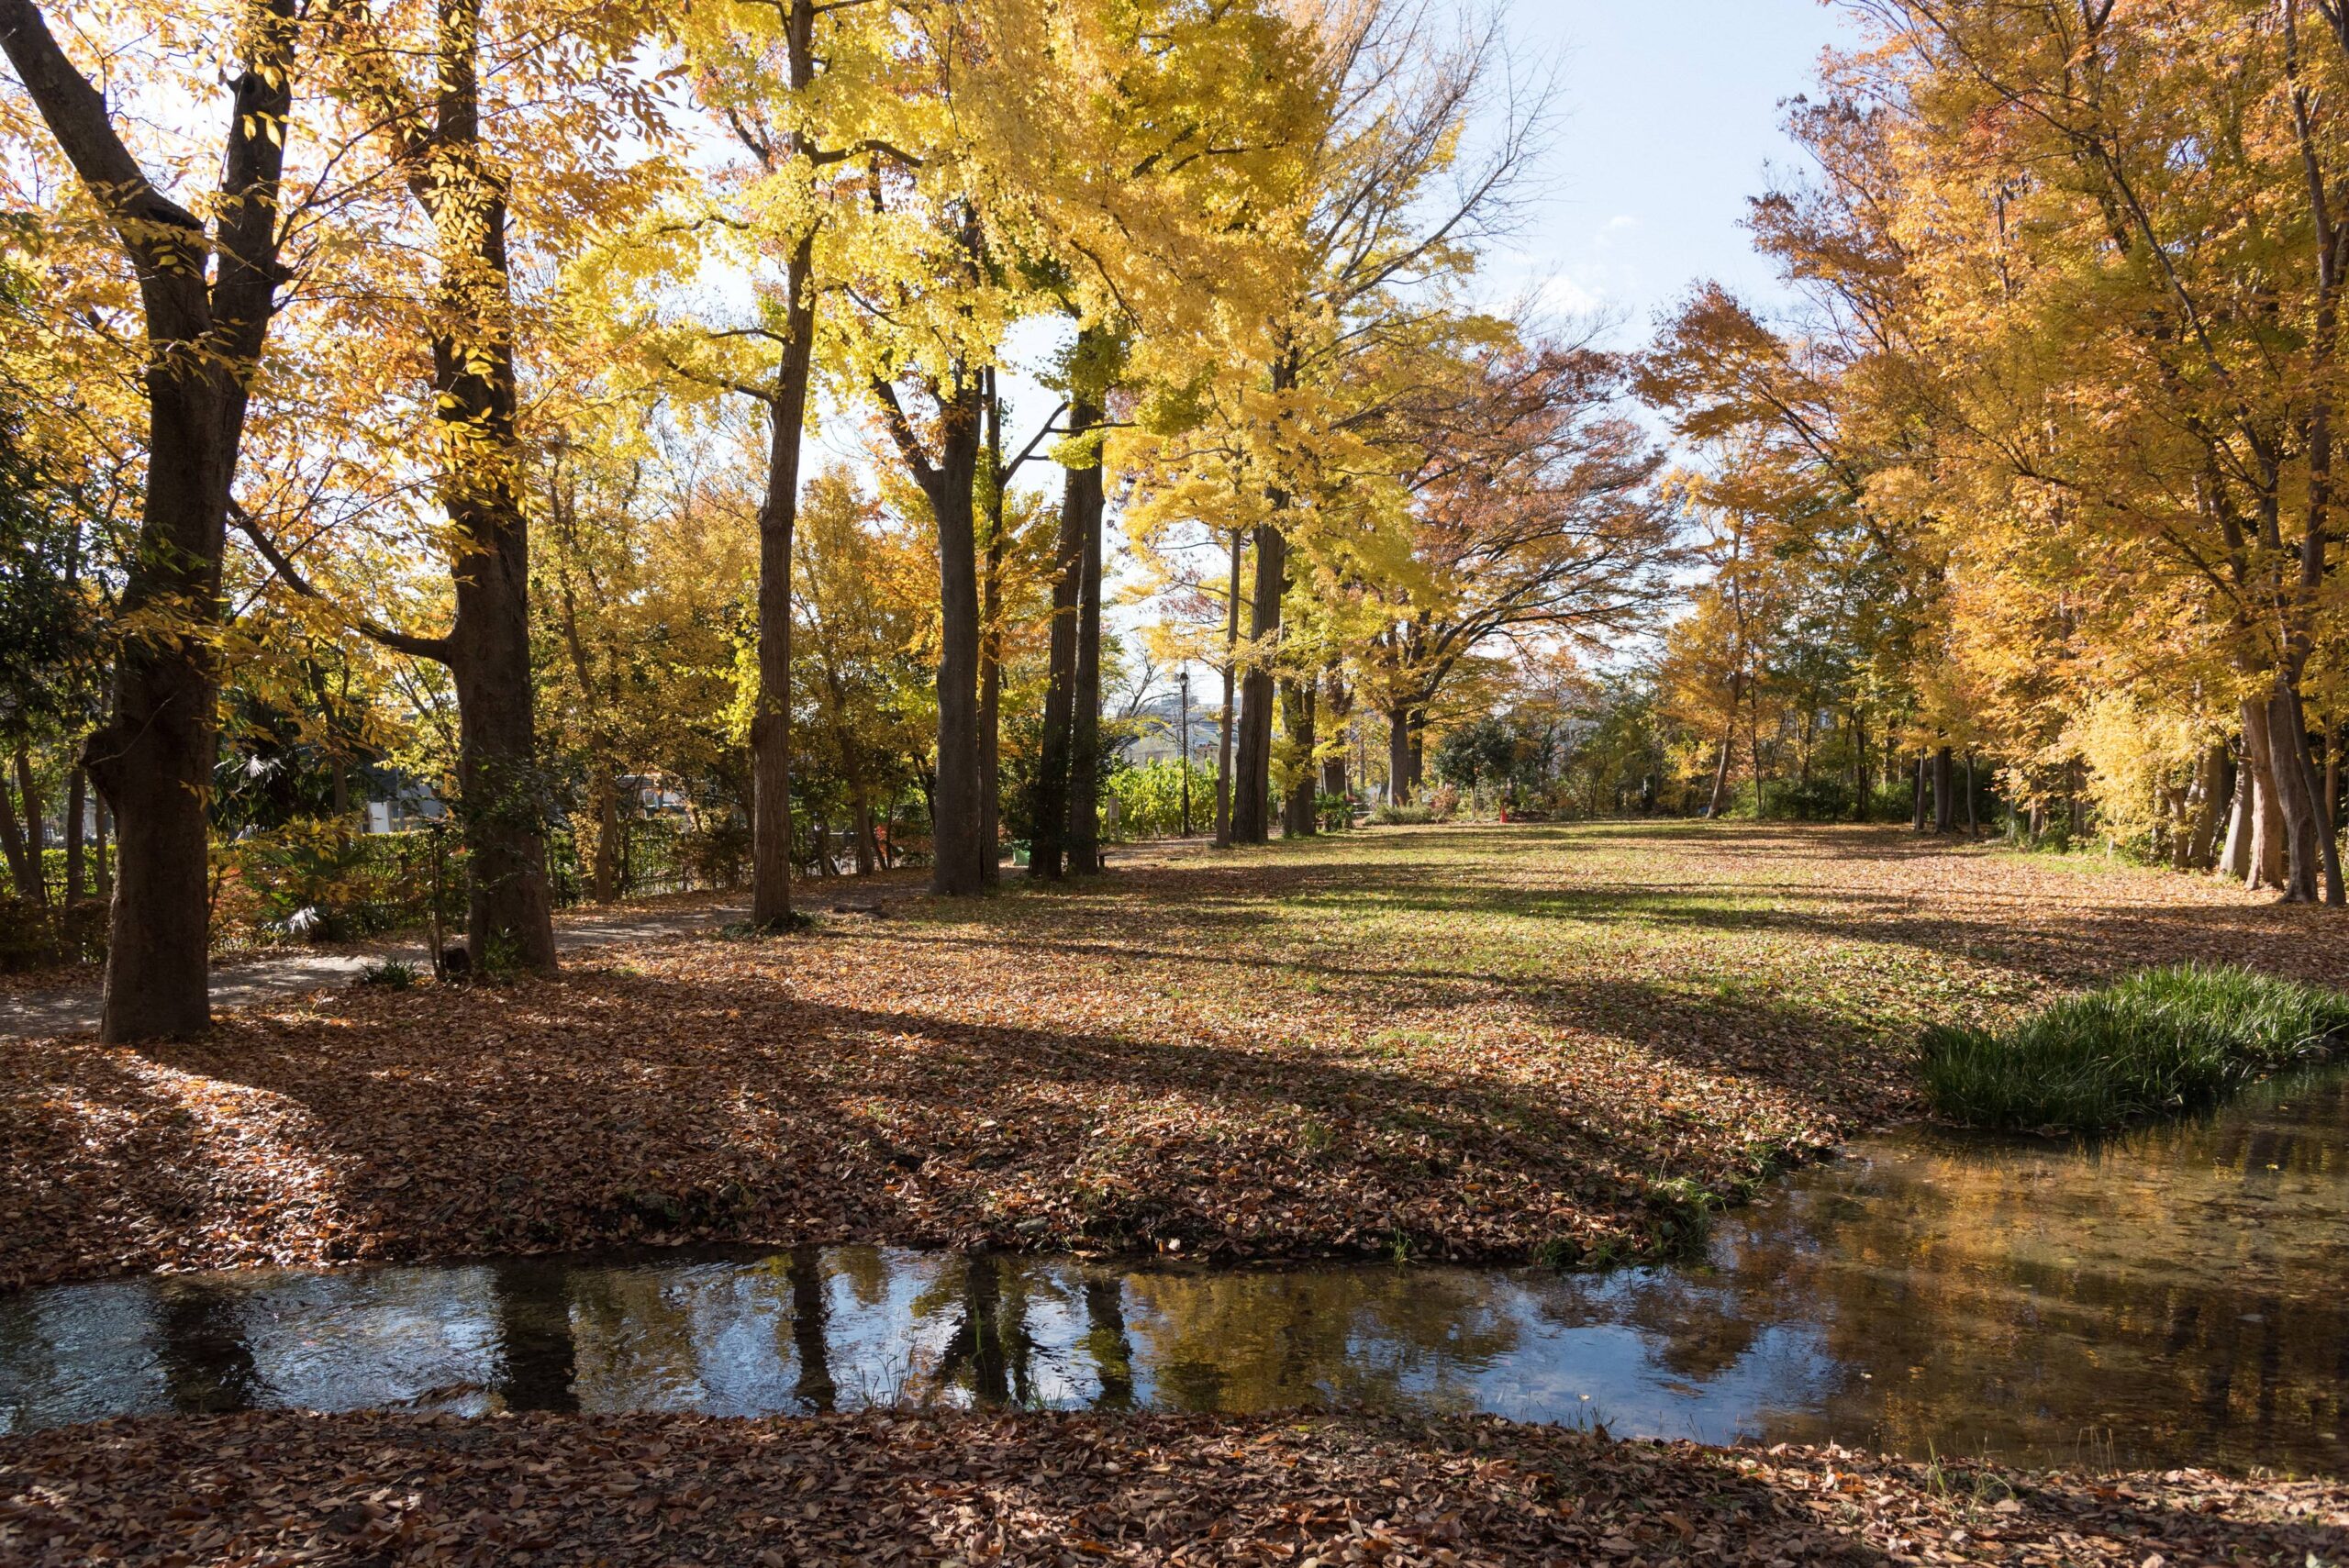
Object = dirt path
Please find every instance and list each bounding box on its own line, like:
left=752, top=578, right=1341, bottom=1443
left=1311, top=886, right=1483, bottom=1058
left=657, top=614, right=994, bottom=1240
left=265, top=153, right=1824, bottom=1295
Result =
left=0, top=883, right=938, bottom=1041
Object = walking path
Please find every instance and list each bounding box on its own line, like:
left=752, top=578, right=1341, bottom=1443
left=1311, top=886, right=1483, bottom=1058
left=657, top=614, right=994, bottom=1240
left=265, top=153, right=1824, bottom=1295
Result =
left=3, top=897, right=781, bottom=1040
left=1, top=842, right=1214, bottom=1040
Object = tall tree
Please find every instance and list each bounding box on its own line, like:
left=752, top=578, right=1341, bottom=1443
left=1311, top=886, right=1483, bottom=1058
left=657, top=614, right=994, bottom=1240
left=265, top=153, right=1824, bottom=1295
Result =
left=1, top=0, right=298, bottom=1037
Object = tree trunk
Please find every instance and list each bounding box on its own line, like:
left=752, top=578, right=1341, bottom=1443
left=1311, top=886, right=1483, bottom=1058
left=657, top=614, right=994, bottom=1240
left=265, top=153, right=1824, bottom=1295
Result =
left=852, top=786, right=875, bottom=876
left=1066, top=437, right=1107, bottom=876
left=1852, top=712, right=1869, bottom=822
left=745, top=0, right=825, bottom=925
left=387, top=0, right=556, bottom=974
left=63, top=766, right=84, bottom=902
left=1704, top=726, right=1733, bottom=819
left=1387, top=703, right=1417, bottom=807
left=0, top=751, right=30, bottom=900
left=94, top=797, right=111, bottom=904
left=586, top=766, right=621, bottom=903
left=1029, top=392, right=1094, bottom=880
left=1319, top=664, right=1351, bottom=802
left=1230, top=521, right=1286, bottom=842
left=1932, top=746, right=1954, bottom=834
left=977, top=372, right=1006, bottom=888
left=2, top=0, right=300, bottom=1037
left=1212, top=529, right=1241, bottom=848
left=15, top=745, right=42, bottom=903
left=2266, top=678, right=2343, bottom=904
left=2240, top=695, right=2288, bottom=890
left=1910, top=752, right=1928, bottom=832
left=1279, top=676, right=1317, bottom=837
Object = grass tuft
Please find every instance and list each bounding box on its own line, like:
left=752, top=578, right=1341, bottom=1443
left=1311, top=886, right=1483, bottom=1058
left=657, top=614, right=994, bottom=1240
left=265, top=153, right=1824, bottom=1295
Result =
left=1921, top=963, right=2349, bottom=1131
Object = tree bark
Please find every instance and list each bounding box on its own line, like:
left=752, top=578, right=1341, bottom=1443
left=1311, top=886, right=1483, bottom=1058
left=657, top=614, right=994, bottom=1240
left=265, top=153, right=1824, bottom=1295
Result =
left=1279, top=676, right=1317, bottom=837
left=14, top=744, right=42, bottom=904
left=1911, top=752, right=1928, bottom=832
left=1387, top=704, right=1419, bottom=808
left=0, top=752, right=31, bottom=899
left=1230, top=522, right=1286, bottom=842
left=2266, top=678, right=2343, bottom=904
left=977, top=372, right=1006, bottom=888
left=1212, top=528, right=1241, bottom=848
left=1066, top=436, right=1106, bottom=876
left=1932, top=746, right=1954, bottom=833
left=1319, top=665, right=1351, bottom=802
left=2239, top=695, right=2288, bottom=890
left=2, top=0, right=299, bottom=1037
left=1029, top=385, right=1096, bottom=880
left=63, top=766, right=84, bottom=902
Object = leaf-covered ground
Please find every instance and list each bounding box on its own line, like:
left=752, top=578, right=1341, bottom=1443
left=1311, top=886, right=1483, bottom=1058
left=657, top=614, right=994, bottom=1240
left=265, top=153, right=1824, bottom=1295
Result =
left=7, top=823, right=2341, bottom=1291
left=5, top=1408, right=2344, bottom=1566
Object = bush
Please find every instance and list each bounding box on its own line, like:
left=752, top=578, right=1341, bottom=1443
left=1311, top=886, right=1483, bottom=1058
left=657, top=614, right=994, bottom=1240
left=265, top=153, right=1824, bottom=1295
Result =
left=1315, top=792, right=1353, bottom=831
left=0, top=897, right=106, bottom=973
left=1760, top=776, right=1853, bottom=821
left=1372, top=804, right=1435, bottom=826
left=1426, top=784, right=1461, bottom=822
left=1921, top=963, right=2349, bottom=1130
left=357, top=958, right=420, bottom=988
left=1104, top=760, right=1215, bottom=840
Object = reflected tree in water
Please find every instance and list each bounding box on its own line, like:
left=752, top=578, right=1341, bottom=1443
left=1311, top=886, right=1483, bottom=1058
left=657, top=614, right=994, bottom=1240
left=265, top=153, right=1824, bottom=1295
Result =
left=155, top=1284, right=260, bottom=1416
left=489, top=1263, right=578, bottom=1413
left=788, top=1245, right=837, bottom=1413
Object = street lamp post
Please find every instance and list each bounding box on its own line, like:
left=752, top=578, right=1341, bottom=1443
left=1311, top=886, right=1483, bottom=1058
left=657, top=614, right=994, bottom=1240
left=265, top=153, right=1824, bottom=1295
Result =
left=1174, top=666, right=1193, bottom=830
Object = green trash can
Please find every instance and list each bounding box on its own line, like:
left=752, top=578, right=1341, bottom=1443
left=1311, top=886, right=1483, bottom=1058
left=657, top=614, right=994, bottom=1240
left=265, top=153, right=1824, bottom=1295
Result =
left=1011, top=840, right=1030, bottom=868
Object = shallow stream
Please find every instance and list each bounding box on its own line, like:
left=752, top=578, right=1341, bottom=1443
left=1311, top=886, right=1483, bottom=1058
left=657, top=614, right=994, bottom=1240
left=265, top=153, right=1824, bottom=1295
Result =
left=5, top=1072, right=2343, bottom=1472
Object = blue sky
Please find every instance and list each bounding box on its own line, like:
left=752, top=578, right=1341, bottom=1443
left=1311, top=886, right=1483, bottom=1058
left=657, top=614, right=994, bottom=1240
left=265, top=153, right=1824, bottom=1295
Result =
left=1485, top=0, right=1860, bottom=342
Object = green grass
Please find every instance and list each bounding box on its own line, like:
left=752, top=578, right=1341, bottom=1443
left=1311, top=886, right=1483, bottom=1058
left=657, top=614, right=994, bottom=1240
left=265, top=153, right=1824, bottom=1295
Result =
left=1921, top=964, right=2349, bottom=1131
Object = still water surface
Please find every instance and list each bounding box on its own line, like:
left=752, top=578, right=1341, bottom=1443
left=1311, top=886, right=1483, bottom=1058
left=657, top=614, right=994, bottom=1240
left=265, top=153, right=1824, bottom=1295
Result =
left=5, top=1073, right=2343, bottom=1472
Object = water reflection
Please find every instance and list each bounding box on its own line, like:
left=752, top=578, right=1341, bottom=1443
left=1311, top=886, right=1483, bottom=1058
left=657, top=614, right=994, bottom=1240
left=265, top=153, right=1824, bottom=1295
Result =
left=4, top=1073, right=2343, bottom=1473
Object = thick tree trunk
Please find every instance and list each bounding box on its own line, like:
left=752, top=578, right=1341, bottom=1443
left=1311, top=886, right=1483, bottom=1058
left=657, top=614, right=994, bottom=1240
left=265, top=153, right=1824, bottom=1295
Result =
left=748, top=240, right=816, bottom=926
left=1932, top=746, right=1954, bottom=833
left=2183, top=742, right=2226, bottom=871
left=930, top=437, right=986, bottom=895
left=0, top=753, right=31, bottom=899
left=5, top=0, right=298, bottom=1038
left=852, top=787, right=875, bottom=876
left=586, top=767, right=620, bottom=902
left=2240, top=696, right=2288, bottom=890
left=1388, top=704, right=1417, bottom=807
left=15, top=746, right=42, bottom=901
left=1212, top=529, right=1241, bottom=849
left=1910, top=752, right=1928, bottom=832
left=63, top=766, right=84, bottom=902
left=745, top=0, right=826, bottom=923
left=1231, top=522, right=1286, bottom=843
left=1029, top=392, right=1094, bottom=880
left=1066, top=443, right=1106, bottom=876
left=977, top=374, right=1006, bottom=888
left=1319, top=665, right=1351, bottom=802
left=1279, top=677, right=1316, bottom=837
left=2266, top=678, right=2343, bottom=904
left=1704, top=727, right=1733, bottom=819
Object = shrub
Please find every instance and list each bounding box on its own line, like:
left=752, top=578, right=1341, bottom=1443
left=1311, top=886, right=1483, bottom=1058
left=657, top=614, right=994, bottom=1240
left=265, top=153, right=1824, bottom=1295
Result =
left=1426, top=784, right=1461, bottom=822
left=0, top=898, right=106, bottom=973
left=1315, top=792, right=1353, bottom=831
left=1922, top=963, right=2349, bottom=1131
left=1372, top=804, right=1434, bottom=826
left=357, top=958, right=420, bottom=988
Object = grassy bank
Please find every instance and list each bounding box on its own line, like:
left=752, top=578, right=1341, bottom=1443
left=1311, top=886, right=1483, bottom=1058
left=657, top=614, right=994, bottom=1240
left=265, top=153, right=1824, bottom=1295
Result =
left=1923, top=964, right=2349, bottom=1130
left=4, top=1409, right=2343, bottom=1565
left=6, top=823, right=2344, bottom=1291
